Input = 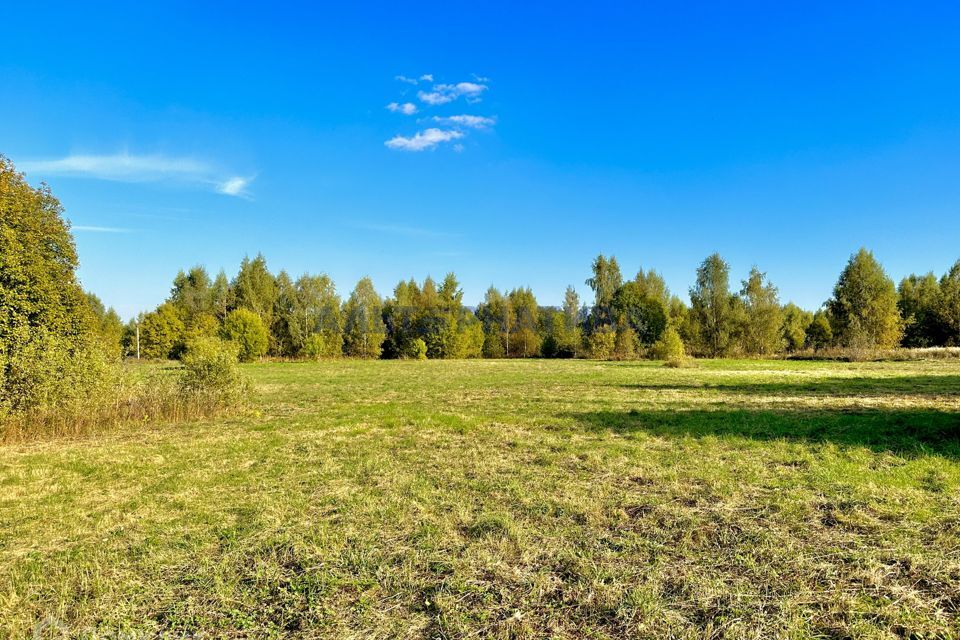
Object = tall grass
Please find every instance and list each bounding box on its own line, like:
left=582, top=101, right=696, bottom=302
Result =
left=1, top=340, right=250, bottom=443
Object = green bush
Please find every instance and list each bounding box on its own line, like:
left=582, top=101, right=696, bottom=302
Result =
left=652, top=326, right=685, bottom=365
left=179, top=337, right=249, bottom=406
left=302, top=331, right=343, bottom=359
left=587, top=327, right=616, bottom=360
left=407, top=338, right=428, bottom=360
left=221, top=309, right=269, bottom=362
left=613, top=325, right=637, bottom=360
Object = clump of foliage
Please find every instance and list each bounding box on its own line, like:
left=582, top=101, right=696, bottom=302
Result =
left=587, top=326, right=616, bottom=359
left=343, top=277, right=386, bottom=358
left=222, top=308, right=269, bottom=362
left=179, top=337, right=249, bottom=407
left=613, top=324, right=637, bottom=360
left=652, top=325, right=686, bottom=366
left=0, top=156, right=107, bottom=413
left=827, top=248, right=902, bottom=349
left=302, top=332, right=343, bottom=359
left=407, top=338, right=428, bottom=360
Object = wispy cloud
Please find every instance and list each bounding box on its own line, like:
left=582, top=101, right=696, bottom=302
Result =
left=71, top=225, right=134, bottom=233
left=386, top=102, right=418, bottom=115
left=354, top=222, right=459, bottom=239
left=432, top=114, right=496, bottom=129
left=417, top=82, right=487, bottom=105
left=395, top=74, right=434, bottom=85
left=19, top=152, right=255, bottom=197
left=384, top=128, right=464, bottom=152
left=217, top=176, right=253, bottom=197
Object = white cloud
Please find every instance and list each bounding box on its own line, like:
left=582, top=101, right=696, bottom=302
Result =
left=20, top=153, right=209, bottom=181
left=395, top=75, right=419, bottom=85
left=217, top=176, right=253, bottom=197
left=386, top=102, right=418, bottom=115
left=419, top=74, right=434, bottom=82
left=71, top=225, right=134, bottom=233
left=417, top=81, right=488, bottom=105
left=19, top=152, right=253, bottom=197
left=433, top=114, right=496, bottom=129
left=384, top=128, right=464, bottom=152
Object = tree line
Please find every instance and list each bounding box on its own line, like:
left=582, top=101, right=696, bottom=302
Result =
left=102, top=247, right=960, bottom=363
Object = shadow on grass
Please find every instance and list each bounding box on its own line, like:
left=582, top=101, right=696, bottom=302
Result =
left=572, top=407, right=960, bottom=458
left=619, top=375, right=960, bottom=398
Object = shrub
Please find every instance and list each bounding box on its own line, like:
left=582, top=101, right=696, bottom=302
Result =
left=302, top=331, right=343, bottom=359
left=587, top=327, right=616, bottom=360
left=653, top=326, right=685, bottom=365
left=222, top=309, right=269, bottom=362
left=613, top=325, right=637, bottom=360
left=179, top=337, right=249, bottom=407
left=407, top=338, right=428, bottom=360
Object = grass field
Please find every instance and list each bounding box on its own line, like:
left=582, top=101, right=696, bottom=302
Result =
left=2, top=359, right=960, bottom=638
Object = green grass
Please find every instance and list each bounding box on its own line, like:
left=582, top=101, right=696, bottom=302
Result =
left=3, top=359, right=960, bottom=638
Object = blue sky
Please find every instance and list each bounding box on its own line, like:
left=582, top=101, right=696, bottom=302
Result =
left=3, top=2, right=960, bottom=319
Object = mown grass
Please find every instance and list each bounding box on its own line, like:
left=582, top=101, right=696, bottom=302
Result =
left=2, top=358, right=959, bottom=638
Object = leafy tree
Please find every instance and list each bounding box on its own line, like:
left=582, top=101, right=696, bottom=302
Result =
left=507, top=287, right=540, bottom=357
left=287, top=273, right=342, bottom=357
left=689, top=253, right=735, bottom=357
left=556, top=286, right=582, bottom=356
left=381, top=279, right=420, bottom=358
left=170, top=266, right=213, bottom=323
left=221, top=308, right=269, bottom=362
left=898, top=272, right=943, bottom=347
left=738, top=267, right=783, bottom=355
left=633, top=268, right=670, bottom=306
left=343, top=277, right=385, bottom=358
left=270, top=270, right=297, bottom=356
left=781, top=303, right=813, bottom=352
left=85, top=292, right=124, bottom=359
left=826, top=248, right=901, bottom=349
left=232, top=254, right=276, bottom=325
left=184, top=313, right=221, bottom=345
left=938, top=260, right=960, bottom=346
left=542, top=305, right=578, bottom=358
left=668, top=296, right=693, bottom=342
left=452, top=315, right=485, bottom=358
left=612, top=281, right=668, bottom=346
left=139, top=303, right=186, bottom=359
left=585, top=254, right=622, bottom=328
left=0, top=156, right=104, bottom=411
left=210, top=269, right=231, bottom=322
left=475, top=286, right=511, bottom=358
left=805, top=310, right=833, bottom=350
left=563, top=286, right=580, bottom=330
